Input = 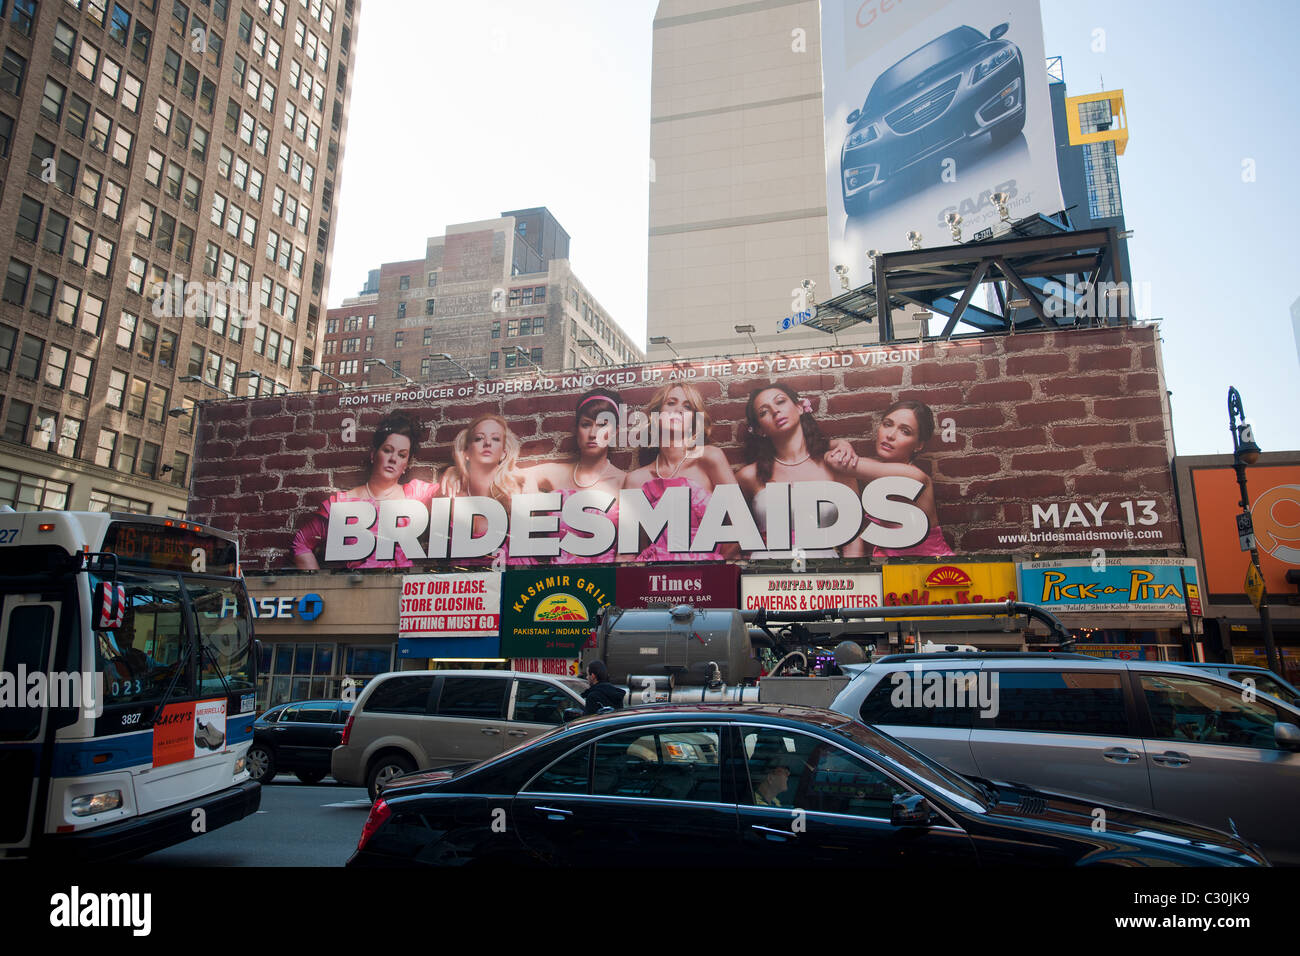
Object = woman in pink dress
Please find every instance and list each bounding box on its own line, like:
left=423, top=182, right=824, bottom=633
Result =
left=736, top=383, right=866, bottom=560
left=622, top=383, right=739, bottom=562
left=291, top=410, right=439, bottom=569
left=826, top=399, right=954, bottom=559
left=525, top=388, right=626, bottom=564
left=439, top=413, right=533, bottom=565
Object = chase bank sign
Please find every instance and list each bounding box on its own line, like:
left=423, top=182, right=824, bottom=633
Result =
left=221, top=593, right=325, bottom=621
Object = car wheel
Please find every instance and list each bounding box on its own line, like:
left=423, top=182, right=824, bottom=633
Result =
left=295, top=770, right=327, bottom=784
left=366, top=753, right=415, bottom=802
left=247, top=745, right=275, bottom=783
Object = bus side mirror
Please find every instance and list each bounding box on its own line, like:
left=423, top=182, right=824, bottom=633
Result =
left=94, top=581, right=126, bottom=630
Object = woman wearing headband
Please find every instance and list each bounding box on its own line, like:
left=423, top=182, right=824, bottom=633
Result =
left=525, top=388, right=627, bottom=564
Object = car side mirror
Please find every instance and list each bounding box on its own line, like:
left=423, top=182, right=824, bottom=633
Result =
left=562, top=708, right=584, bottom=723
left=891, top=793, right=932, bottom=827
left=846, top=108, right=861, bottom=125
left=1274, top=722, right=1300, bottom=749
left=990, top=22, right=1009, bottom=40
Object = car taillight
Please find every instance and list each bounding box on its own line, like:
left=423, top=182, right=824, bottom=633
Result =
left=357, top=797, right=391, bottom=852
left=340, top=712, right=354, bottom=746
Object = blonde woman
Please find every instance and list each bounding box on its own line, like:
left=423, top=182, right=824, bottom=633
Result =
left=622, top=382, right=739, bottom=561
left=440, top=414, right=532, bottom=565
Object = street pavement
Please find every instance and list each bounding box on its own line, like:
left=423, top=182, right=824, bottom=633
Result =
left=134, top=776, right=370, bottom=866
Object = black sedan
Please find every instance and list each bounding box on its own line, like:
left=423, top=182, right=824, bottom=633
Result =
left=841, top=22, right=1026, bottom=216
left=347, top=705, right=1268, bottom=867
left=249, top=699, right=353, bottom=784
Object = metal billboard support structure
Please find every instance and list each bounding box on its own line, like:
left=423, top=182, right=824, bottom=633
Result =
left=808, top=224, right=1128, bottom=344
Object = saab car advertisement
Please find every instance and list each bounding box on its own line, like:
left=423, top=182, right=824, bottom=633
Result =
left=820, top=0, right=1063, bottom=286
left=1018, top=558, right=1202, bottom=613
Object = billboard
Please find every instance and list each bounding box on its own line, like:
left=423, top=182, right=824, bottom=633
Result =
left=188, top=328, right=1179, bottom=570
left=1017, top=558, right=1200, bottom=613
left=1187, top=464, right=1300, bottom=598
left=819, top=0, right=1063, bottom=281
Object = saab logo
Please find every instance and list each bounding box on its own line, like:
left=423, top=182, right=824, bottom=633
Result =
left=923, top=566, right=974, bottom=588
left=1252, top=484, right=1300, bottom=564
left=534, top=594, right=589, bottom=623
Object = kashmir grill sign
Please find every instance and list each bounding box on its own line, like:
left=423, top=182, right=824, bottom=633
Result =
left=501, top=568, right=614, bottom=658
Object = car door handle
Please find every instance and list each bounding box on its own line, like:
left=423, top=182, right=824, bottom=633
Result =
left=480, top=728, right=501, bottom=736
left=506, top=730, right=528, bottom=737
left=1101, top=747, right=1142, bottom=763
left=751, top=825, right=795, bottom=841
left=270, top=726, right=286, bottom=732
left=1151, top=751, right=1190, bottom=767
left=534, top=805, right=572, bottom=821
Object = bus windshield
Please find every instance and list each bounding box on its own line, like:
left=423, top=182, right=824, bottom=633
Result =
left=92, top=571, right=253, bottom=707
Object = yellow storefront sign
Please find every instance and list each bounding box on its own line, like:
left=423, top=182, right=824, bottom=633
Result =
left=881, top=563, right=1018, bottom=621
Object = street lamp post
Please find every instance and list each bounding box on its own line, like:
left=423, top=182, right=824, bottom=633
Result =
left=1228, top=386, right=1281, bottom=676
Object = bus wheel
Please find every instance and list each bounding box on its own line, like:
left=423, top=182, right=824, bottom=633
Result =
left=248, top=745, right=275, bottom=783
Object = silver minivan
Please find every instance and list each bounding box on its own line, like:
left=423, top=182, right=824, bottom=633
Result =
left=332, top=670, right=587, bottom=800
left=831, top=654, right=1300, bottom=865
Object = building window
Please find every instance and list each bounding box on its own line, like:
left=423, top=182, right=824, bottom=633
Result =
left=95, top=429, right=118, bottom=468
left=2, top=400, right=32, bottom=444
left=88, top=488, right=150, bottom=514
left=105, top=369, right=127, bottom=409
left=115, top=435, right=139, bottom=475
left=0, top=466, right=69, bottom=511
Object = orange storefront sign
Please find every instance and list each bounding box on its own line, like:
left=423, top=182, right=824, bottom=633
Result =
left=882, top=563, right=1018, bottom=619
left=1191, top=465, right=1300, bottom=597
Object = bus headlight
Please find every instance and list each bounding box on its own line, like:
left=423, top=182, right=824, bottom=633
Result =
left=71, top=790, right=123, bottom=816
left=234, top=755, right=247, bottom=775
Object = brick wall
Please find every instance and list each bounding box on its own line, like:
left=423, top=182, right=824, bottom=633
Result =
left=189, top=327, right=1182, bottom=569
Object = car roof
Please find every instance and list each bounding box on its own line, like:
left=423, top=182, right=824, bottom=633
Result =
left=563, top=702, right=857, bottom=731
left=368, top=669, right=570, bottom=680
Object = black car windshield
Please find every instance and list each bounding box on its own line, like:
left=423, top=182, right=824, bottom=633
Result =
left=828, top=716, right=988, bottom=809
left=866, top=26, right=984, bottom=112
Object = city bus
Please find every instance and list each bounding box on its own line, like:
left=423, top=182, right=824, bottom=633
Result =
left=0, top=510, right=260, bottom=860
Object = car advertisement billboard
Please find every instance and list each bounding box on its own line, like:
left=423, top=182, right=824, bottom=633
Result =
left=187, top=328, right=1179, bottom=570
left=819, top=0, right=1063, bottom=282
left=1017, top=558, right=1201, bottom=613
left=1187, top=463, right=1300, bottom=599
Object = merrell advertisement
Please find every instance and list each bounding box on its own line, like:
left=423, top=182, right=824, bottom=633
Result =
left=187, top=328, right=1180, bottom=569
left=819, top=0, right=1064, bottom=284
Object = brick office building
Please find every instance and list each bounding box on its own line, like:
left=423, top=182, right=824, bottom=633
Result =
left=0, top=0, right=360, bottom=515
left=319, top=207, right=643, bottom=390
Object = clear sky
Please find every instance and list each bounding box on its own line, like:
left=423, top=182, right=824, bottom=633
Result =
left=329, top=0, right=1300, bottom=458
